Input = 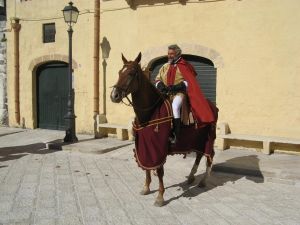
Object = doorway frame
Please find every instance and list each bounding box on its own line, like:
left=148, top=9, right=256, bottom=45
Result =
left=30, top=54, right=78, bottom=129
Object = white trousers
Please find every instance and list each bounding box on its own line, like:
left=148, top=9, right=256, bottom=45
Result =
left=172, top=95, right=184, bottom=119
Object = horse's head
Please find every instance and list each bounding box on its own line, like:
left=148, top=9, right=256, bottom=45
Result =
left=110, top=52, right=142, bottom=103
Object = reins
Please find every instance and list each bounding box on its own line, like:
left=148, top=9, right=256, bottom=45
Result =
left=122, top=94, right=163, bottom=112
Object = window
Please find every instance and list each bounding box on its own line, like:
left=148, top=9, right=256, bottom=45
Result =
left=43, top=23, right=56, bottom=43
left=0, top=0, right=6, bottom=16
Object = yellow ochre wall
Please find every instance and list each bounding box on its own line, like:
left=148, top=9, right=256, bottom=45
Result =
left=6, top=0, right=96, bottom=133
left=5, top=0, right=300, bottom=140
left=101, top=0, right=300, bottom=139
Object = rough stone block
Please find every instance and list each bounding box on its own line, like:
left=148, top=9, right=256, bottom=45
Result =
left=116, top=128, right=127, bottom=140
left=262, top=141, right=271, bottom=155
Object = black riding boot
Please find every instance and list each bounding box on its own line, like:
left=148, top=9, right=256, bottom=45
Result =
left=170, top=118, right=181, bottom=144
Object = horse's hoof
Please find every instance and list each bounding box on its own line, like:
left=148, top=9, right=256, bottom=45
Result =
left=140, top=188, right=150, bottom=195
left=187, top=176, right=195, bottom=184
left=154, top=199, right=165, bottom=207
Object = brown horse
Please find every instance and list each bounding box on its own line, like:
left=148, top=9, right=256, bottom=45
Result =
left=110, top=53, right=218, bottom=207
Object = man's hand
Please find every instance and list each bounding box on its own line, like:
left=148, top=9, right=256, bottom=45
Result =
left=156, top=82, right=168, bottom=94
left=168, top=81, right=187, bottom=93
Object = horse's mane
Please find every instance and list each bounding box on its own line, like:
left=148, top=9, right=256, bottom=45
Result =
left=131, top=62, right=164, bottom=124
left=135, top=63, right=161, bottom=95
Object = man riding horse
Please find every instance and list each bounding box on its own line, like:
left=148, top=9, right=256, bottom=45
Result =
left=111, top=52, right=218, bottom=206
left=155, top=44, right=215, bottom=143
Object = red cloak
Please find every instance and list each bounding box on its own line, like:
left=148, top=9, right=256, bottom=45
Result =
left=167, top=58, right=215, bottom=123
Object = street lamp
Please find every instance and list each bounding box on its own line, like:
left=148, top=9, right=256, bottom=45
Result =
left=62, top=1, right=79, bottom=143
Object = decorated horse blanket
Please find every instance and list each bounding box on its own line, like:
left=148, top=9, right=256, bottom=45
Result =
left=133, top=99, right=218, bottom=170
left=133, top=100, right=173, bottom=170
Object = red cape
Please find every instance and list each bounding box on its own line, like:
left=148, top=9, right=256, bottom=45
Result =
left=167, top=58, right=215, bottom=123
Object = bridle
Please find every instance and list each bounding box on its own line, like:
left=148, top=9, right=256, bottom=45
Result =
left=113, top=64, right=163, bottom=112
left=113, top=64, right=138, bottom=101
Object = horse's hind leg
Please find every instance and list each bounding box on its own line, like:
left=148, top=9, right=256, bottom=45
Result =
left=140, top=170, right=151, bottom=195
left=154, top=166, right=165, bottom=207
left=187, top=153, right=203, bottom=184
left=198, top=156, right=213, bottom=187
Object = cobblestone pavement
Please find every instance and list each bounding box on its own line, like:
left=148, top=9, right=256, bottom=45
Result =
left=0, top=141, right=300, bottom=225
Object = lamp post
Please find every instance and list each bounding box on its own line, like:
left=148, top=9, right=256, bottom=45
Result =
left=62, top=2, right=79, bottom=143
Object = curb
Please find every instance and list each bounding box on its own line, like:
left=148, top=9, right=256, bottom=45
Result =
left=46, top=140, right=133, bottom=154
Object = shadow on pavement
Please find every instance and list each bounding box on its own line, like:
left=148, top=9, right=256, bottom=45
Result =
left=0, top=137, right=104, bottom=162
left=164, top=155, right=264, bottom=205
left=46, top=138, right=99, bottom=150
left=212, top=155, right=264, bottom=178
left=0, top=142, right=60, bottom=162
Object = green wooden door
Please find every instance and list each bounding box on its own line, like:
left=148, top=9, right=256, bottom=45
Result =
left=150, top=55, right=217, bottom=104
left=37, top=62, right=69, bottom=130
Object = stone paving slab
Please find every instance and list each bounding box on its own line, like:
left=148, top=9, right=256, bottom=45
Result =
left=1, top=128, right=300, bottom=225
left=1, top=144, right=300, bottom=225
left=0, top=126, right=26, bottom=137
left=47, top=138, right=133, bottom=154
left=0, top=129, right=72, bottom=147
left=0, top=128, right=133, bottom=156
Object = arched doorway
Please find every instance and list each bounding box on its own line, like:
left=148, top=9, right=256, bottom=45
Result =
left=36, top=61, right=68, bottom=130
left=149, top=55, right=217, bottom=104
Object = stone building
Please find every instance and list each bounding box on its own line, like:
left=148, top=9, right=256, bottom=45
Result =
left=5, top=0, right=300, bottom=152
left=0, top=0, right=7, bottom=125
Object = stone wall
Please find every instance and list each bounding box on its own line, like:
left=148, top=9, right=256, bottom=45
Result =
left=0, top=15, right=7, bottom=125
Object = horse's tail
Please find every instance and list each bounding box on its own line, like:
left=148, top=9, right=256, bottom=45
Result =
left=203, top=99, right=218, bottom=160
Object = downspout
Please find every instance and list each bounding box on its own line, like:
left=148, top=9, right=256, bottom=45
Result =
left=11, top=17, right=21, bottom=125
left=94, top=0, right=100, bottom=116
left=94, top=0, right=104, bottom=137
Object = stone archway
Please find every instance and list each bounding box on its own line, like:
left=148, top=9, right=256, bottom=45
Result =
left=141, top=43, right=224, bottom=70
left=29, top=54, right=78, bottom=71
left=30, top=55, right=78, bottom=128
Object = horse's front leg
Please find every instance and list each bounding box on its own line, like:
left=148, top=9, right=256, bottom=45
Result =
left=198, top=157, right=213, bottom=187
left=154, top=166, right=165, bottom=207
left=140, top=170, right=151, bottom=195
left=187, top=152, right=203, bottom=184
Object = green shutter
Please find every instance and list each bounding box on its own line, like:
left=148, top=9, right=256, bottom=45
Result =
left=37, top=62, right=68, bottom=130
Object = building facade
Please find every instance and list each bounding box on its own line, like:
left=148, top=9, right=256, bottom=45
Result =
left=6, top=0, right=96, bottom=133
left=5, top=1, right=300, bottom=150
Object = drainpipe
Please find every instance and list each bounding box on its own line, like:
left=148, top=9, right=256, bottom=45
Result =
left=94, top=0, right=100, bottom=116
left=11, top=17, right=21, bottom=125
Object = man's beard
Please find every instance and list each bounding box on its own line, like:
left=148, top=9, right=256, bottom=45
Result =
left=168, top=55, right=181, bottom=64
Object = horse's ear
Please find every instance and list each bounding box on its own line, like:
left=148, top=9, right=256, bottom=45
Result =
left=134, top=52, right=142, bottom=64
left=121, top=53, right=128, bottom=64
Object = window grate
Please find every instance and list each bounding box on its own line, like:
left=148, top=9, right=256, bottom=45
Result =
left=43, top=23, right=56, bottom=43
